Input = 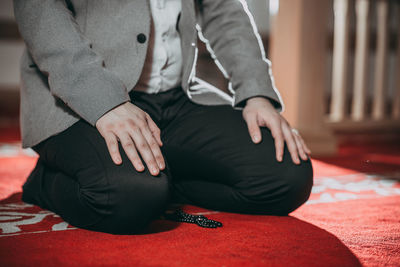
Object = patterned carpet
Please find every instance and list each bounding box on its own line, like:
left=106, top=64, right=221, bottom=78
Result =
left=0, top=139, right=399, bottom=266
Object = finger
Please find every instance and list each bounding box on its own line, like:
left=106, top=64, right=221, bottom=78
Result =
left=129, top=127, right=159, bottom=176
left=244, top=112, right=262, bottom=143
left=104, top=133, right=122, bottom=165
left=300, top=138, right=312, bottom=154
left=140, top=125, right=165, bottom=171
left=118, top=132, right=145, bottom=172
left=146, top=114, right=163, bottom=146
left=282, top=126, right=300, bottom=164
left=293, top=133, right=308, bottom=161
left=268, top=119, right=285, bottom=162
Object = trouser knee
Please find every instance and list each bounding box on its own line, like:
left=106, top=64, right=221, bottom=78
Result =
left=236, top=159, right=314, bottom=215
left=84, top=172, right=171, bottom=234
left=281, top=159, right=314, bottom=214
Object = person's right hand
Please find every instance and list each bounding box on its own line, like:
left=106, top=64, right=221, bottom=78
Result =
left=96, top=102, right=165, bottom=176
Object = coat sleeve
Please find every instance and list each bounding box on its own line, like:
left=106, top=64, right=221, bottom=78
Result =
left=13, top=0, right=131, bottom=126
left=197, top=0, right=284, bottom=112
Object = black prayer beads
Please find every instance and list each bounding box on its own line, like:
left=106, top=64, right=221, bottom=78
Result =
left=164, top=209, right=223, bottom=228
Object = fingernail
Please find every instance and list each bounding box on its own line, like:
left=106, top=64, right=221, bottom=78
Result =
left=159, top=162, right=165, bottom=169
left=136, top=164, right=144, bottom=172
left=253, top=135, right=260, bottom=142
left=152, top=167, right=159, bottom=175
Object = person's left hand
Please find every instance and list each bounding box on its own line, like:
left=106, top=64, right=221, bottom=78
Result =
left=242, top=96, right=311, bottom=164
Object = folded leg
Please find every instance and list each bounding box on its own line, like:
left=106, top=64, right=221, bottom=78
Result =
left=23, top=120, right=170, bottom=234
left=163, top=103, right=313, bottom=215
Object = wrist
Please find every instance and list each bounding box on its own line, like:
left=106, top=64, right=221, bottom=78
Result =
left=245, top=96, right=272, bottom=107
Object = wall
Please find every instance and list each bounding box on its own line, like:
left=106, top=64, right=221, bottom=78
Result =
left=0, top=0, right=23, bottom=91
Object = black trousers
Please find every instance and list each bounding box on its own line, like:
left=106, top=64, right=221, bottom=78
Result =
left=22, top=87, right=313, bottom=234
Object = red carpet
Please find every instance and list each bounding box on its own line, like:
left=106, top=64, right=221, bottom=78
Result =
left=0, top=136, right=399, bottom=266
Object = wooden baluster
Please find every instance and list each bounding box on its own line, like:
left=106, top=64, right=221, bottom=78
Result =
left=351, top=0, right=370, bottom=121
left=392, top=4, right=400, bottom=119
left=330, top=0, right=350, bottom=121
left=372, top=0, right=389, bottom=120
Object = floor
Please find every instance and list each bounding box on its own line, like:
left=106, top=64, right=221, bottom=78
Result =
left=0, top=125, right=399, bottom=266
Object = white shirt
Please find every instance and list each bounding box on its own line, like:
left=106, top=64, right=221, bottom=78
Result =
left=134, top=0, right=183, bottom=93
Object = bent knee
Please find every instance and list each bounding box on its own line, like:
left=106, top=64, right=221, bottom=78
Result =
left=279, top=158, right=314, bottom=214
left=80, top=172, right=170, bottom=234
left=236, top=158, right=313, bottom=215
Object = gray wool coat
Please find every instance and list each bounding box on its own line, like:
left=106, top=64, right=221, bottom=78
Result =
left=13, top=0, right=284, bottom=148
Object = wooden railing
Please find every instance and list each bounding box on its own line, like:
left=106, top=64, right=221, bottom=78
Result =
left=329, top=0, right=400, bottom=130
left=270, top=0, right=399, bottom=155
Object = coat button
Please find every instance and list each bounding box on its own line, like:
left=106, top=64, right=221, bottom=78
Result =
left=137, top=33, right=147, bottom=43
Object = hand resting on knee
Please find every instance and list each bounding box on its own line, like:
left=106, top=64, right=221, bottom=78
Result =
left=96, top=102, right=165, bottom=176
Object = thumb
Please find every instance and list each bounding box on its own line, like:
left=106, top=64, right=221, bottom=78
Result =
left=244, top=112, right=262, bottom=143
